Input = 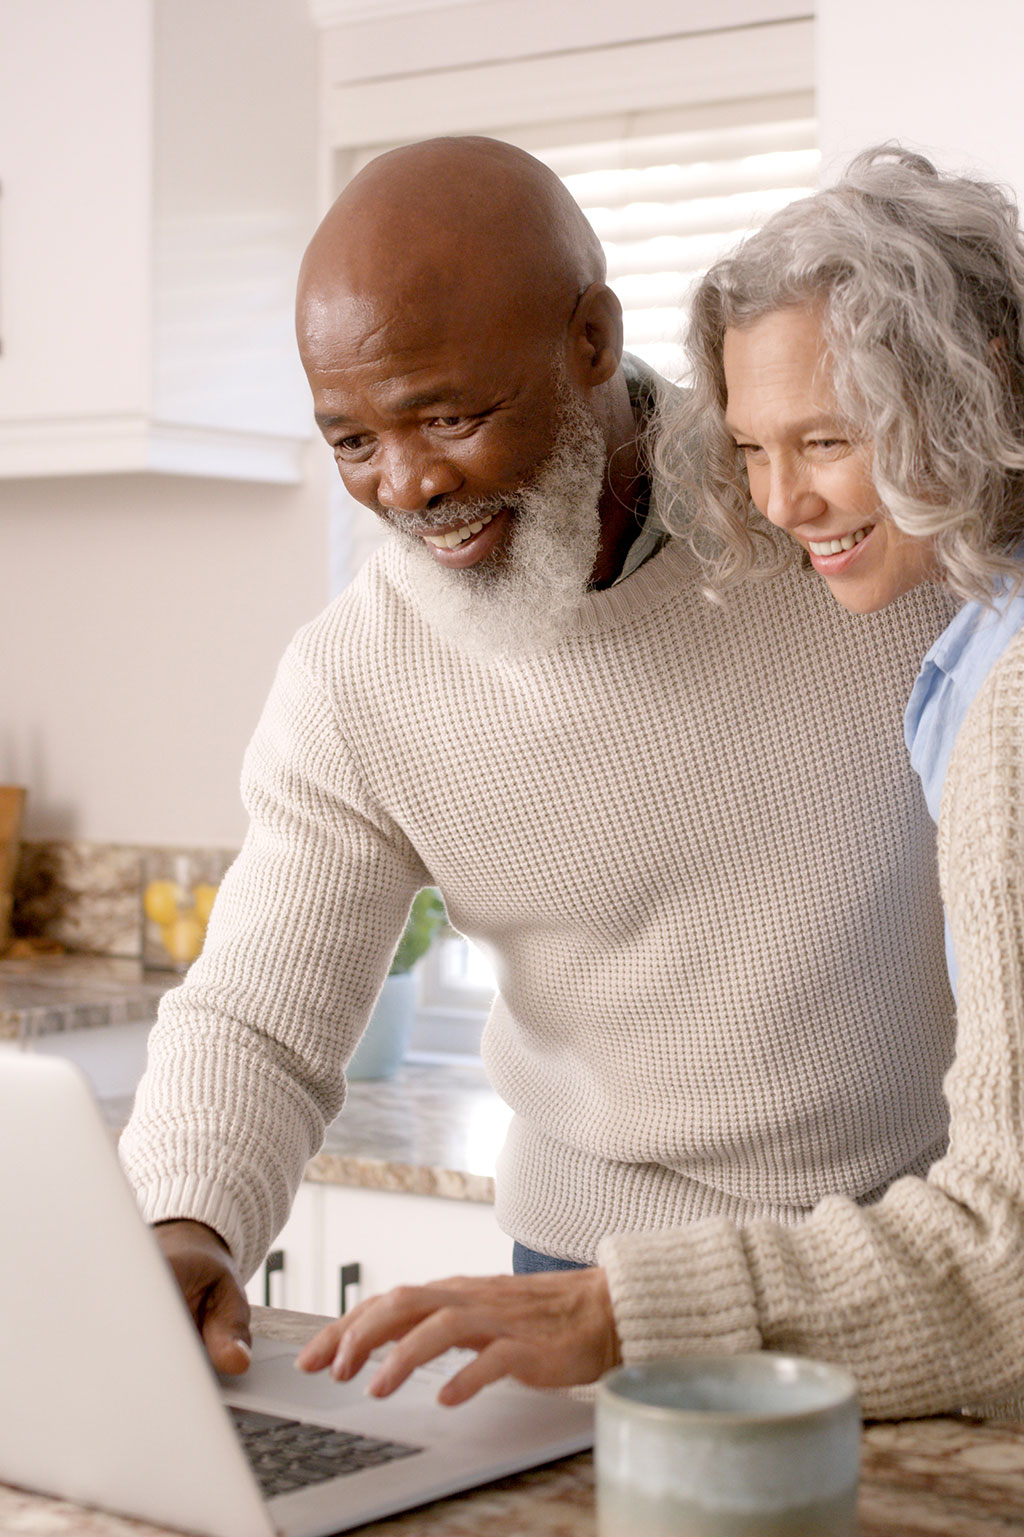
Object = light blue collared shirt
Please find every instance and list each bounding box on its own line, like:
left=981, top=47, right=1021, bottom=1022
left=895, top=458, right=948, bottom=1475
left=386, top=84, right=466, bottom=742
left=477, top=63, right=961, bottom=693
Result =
left=904, top=580, right=1024, bottom=991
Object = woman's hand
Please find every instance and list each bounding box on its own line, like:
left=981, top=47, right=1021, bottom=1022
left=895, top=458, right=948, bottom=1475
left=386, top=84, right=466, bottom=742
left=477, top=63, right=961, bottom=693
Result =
left=295, top=1265, right=621, bottom=1405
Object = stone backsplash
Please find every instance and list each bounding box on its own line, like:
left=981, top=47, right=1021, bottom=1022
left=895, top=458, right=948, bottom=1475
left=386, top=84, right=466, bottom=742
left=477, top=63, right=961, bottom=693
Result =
left=12, top=839, right=238, bottom=960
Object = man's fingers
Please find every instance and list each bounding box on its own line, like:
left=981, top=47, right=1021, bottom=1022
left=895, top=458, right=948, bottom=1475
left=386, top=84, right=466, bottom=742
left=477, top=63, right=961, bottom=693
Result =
left=201, top=1275, right=253, bottom=1375
left=152, top=1219, right=254, bottom=1374
left=209, top=1334, right=253, bottom=1376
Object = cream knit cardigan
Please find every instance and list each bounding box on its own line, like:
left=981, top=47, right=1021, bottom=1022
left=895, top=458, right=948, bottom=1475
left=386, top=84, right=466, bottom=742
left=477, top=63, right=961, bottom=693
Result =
left=120, top=534, right=981, bottom=1419
left=600, top=626, right=1024, bottom=1419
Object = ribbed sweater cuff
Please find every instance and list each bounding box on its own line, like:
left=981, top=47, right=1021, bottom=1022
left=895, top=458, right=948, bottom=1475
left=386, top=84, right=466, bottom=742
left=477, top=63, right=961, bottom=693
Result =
left=129, top=1172, right=252, bottom=1278
left=598, top=1219, right=762, bottom=1361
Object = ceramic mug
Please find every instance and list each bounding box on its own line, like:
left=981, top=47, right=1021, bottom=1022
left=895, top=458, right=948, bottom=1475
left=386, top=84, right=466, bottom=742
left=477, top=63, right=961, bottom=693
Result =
left=596, top=1353, right=860, bottom=1537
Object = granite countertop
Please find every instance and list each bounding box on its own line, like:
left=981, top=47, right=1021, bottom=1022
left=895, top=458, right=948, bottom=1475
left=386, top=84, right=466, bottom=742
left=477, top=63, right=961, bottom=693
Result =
left=97, top=1061, right=511, bottom=1203
left=0, top=953, right=511, bottom=1202
left=0, top=952, right=169, bottom=1039
left=1, top=1307, right=1023, bottom=1537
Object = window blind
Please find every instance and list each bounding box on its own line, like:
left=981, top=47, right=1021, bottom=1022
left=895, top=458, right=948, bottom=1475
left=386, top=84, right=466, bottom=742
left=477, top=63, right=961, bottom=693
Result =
left=533, top=113, right=820, bottom=382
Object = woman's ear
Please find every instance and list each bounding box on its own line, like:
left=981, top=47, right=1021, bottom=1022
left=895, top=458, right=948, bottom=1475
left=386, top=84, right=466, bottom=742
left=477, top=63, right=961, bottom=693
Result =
left=568, top=282, right=624, bottom=388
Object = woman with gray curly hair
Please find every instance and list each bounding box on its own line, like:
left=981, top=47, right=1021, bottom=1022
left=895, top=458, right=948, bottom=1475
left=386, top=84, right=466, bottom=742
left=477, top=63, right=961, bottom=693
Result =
left=667, top=144, right=1024, bottom=981
left=670, top=143, right=1024, bottom=610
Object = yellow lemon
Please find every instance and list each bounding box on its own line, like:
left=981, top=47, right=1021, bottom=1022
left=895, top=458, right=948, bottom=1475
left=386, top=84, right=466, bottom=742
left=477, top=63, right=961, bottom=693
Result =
left=144, top=879, right=183, bottom=926
left=192, top=882, right=219, bottom=925
left=160, top=912, right=204, bottom=964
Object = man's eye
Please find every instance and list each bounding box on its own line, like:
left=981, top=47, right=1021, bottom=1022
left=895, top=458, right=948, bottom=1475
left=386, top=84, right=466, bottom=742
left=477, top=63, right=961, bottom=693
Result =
left=428, top=415, right=468, bottom=429
left=335, top=435, right=370, bottom=456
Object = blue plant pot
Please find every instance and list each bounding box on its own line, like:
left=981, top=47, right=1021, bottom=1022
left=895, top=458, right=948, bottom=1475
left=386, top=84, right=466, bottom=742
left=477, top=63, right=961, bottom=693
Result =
left=346, top=972, right=417, bottom=1080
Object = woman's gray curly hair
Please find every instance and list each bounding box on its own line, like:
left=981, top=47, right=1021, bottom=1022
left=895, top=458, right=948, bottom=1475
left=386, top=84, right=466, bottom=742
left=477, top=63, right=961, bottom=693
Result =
left=658, top=144, right=1024, bottom=603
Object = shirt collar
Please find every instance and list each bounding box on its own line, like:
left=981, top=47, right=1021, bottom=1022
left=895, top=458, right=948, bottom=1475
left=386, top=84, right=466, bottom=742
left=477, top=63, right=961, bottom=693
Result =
left=611, top=354, right=670, bottom=586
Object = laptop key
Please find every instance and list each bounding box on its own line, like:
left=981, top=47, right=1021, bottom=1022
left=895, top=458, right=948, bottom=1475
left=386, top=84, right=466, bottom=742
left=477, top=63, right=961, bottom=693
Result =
left=228, top=1406, right=423, bottom=1498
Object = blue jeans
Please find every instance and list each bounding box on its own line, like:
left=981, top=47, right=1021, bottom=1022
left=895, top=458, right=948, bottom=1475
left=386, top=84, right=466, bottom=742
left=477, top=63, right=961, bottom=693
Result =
left=513, top=1241, right=589, bottom=1274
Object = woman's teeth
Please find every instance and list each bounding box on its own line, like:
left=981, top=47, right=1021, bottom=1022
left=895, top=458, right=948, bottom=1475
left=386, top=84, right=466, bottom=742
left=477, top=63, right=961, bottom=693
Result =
left=809, top=527, right=870, bottom=557
left=424, top=511, right=495, bottom=549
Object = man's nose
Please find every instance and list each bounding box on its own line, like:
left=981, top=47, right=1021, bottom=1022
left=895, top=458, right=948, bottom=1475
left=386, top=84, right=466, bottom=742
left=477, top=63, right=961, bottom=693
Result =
left=375, top=445, right=462, bottom=512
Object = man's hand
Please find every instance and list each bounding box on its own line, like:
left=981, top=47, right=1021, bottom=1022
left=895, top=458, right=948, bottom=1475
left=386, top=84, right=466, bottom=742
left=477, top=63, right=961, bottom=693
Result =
left=154, top=1219, right=252, bottom=1375
left=295, top=1266, right=620, bottom=1405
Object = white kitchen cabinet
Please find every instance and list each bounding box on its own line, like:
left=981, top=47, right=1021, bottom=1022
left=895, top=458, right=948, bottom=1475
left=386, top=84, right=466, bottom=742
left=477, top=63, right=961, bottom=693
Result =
left=0, top=0, right=315, bottom=482
left=245, top=1182, right=322, bottom=1315
left=318, top=1183, right=512, bottom=1315
left=247, top=1181, right=512, bottom=1318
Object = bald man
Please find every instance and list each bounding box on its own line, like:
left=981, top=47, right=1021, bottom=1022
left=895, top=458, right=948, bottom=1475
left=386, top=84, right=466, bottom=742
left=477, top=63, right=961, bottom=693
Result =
left=121, top=138, right=959, bottom=1415
left=298, top=134, right=654, bottom=652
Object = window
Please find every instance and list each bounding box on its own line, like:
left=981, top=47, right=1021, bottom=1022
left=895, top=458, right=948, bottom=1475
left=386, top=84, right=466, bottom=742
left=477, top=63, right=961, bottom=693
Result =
left=535, top=114, right=819, bottom=382
left=411, top=933, right=497, bottom=1057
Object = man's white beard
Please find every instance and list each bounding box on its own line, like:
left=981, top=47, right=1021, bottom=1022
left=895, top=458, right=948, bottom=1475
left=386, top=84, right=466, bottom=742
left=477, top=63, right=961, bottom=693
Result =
left=390, top=382, right=607, bottom=658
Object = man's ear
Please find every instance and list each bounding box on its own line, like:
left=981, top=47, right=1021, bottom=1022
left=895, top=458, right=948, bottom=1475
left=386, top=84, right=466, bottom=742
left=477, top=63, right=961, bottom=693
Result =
left=568, top=282, right=623, bottom=388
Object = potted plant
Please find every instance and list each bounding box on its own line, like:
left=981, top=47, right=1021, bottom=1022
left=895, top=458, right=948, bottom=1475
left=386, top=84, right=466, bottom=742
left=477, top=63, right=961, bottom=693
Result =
left=346, top=888, right=447, bottom=1080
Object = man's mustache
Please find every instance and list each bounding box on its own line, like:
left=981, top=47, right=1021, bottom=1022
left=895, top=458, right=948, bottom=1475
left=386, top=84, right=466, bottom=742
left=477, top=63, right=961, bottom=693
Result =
left=378, top=492, right=516, bottom=536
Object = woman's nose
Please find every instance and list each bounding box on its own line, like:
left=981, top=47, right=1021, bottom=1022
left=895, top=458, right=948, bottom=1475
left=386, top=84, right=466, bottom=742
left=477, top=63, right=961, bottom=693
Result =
left=762, top=462, right=824, bottom=530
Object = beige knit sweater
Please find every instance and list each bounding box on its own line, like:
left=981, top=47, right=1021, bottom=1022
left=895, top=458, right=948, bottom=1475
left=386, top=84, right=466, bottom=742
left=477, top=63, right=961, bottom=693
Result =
left=120, top=533, right=967, bottom=1417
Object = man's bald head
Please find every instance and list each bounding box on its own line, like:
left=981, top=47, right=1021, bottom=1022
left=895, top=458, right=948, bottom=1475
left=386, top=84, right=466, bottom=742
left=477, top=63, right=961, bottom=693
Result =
left=297, top=136, right=609, bottom=367
left=295, top=136, right=643, bottom=615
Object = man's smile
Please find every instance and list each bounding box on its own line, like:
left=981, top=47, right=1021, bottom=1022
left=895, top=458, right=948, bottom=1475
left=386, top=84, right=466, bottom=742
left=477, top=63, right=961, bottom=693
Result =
left=414, top=506, right=513, bottom=568
left=423, top=510, right=497, bottom=549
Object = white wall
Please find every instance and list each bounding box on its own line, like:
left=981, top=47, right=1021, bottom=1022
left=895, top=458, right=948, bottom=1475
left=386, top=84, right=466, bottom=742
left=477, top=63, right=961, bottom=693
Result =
left=817, top=0, right=1024, bottom=194
left=0, top=458, right=328, bottom=847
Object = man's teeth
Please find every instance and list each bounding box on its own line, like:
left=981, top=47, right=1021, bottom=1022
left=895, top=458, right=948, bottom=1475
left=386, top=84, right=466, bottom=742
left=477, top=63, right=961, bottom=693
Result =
left=809, top=528, right=869, bottom=557
left=424, top=512, right=495, bottom=549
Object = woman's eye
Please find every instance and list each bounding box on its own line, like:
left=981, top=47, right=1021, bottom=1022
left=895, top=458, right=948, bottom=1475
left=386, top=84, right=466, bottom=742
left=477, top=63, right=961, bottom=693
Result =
left=736, top=443, right=765, bottom=462
left=808, top=438, right=847, bottom=453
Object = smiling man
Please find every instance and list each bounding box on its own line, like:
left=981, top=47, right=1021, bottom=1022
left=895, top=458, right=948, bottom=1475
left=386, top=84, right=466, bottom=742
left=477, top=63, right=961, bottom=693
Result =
left=120, top=137, right=964, bottom=1419
left=296, top=136, right=652, bottom=653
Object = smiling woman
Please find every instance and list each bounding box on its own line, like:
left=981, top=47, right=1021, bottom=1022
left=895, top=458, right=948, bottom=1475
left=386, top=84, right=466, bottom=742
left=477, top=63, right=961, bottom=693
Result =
left=720, top=304, right=938, bottom=613
left=663, top=146, right=1024, bottom=608
left=661, top=144, right=1024, bottom=881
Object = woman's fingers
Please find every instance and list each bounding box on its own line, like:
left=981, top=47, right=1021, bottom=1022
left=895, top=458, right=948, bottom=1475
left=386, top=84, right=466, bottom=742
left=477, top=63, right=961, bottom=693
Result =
left=294, top=1320, right=344, bottom=1372
left=435, top=1338, right=527, bottom=1406
left=296, top=1268, right=621, bottom=1405
left=296, top=1281, right=468, bottom=1378
left=365, top=1301, right=503, bottom=1396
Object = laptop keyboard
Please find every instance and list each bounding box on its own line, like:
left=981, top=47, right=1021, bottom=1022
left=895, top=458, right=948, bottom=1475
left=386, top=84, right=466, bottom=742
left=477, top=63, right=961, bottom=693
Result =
left=229, top=1406, right=423, bottom=1499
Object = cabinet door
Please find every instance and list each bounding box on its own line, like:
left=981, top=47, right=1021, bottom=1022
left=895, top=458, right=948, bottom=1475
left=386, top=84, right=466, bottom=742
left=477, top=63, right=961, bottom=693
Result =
left=0, top=0, right=311, bottom=480
left=319, top=1186, right=512, bottom=1317
left=244, top=1183, right=322, bottom=1314
left=0, top=0, right=151, bottom=430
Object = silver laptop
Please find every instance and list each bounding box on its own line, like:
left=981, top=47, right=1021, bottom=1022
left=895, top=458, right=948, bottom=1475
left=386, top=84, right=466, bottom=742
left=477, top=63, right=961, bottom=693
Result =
left=0, top=1052, right=593, bottom=1537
